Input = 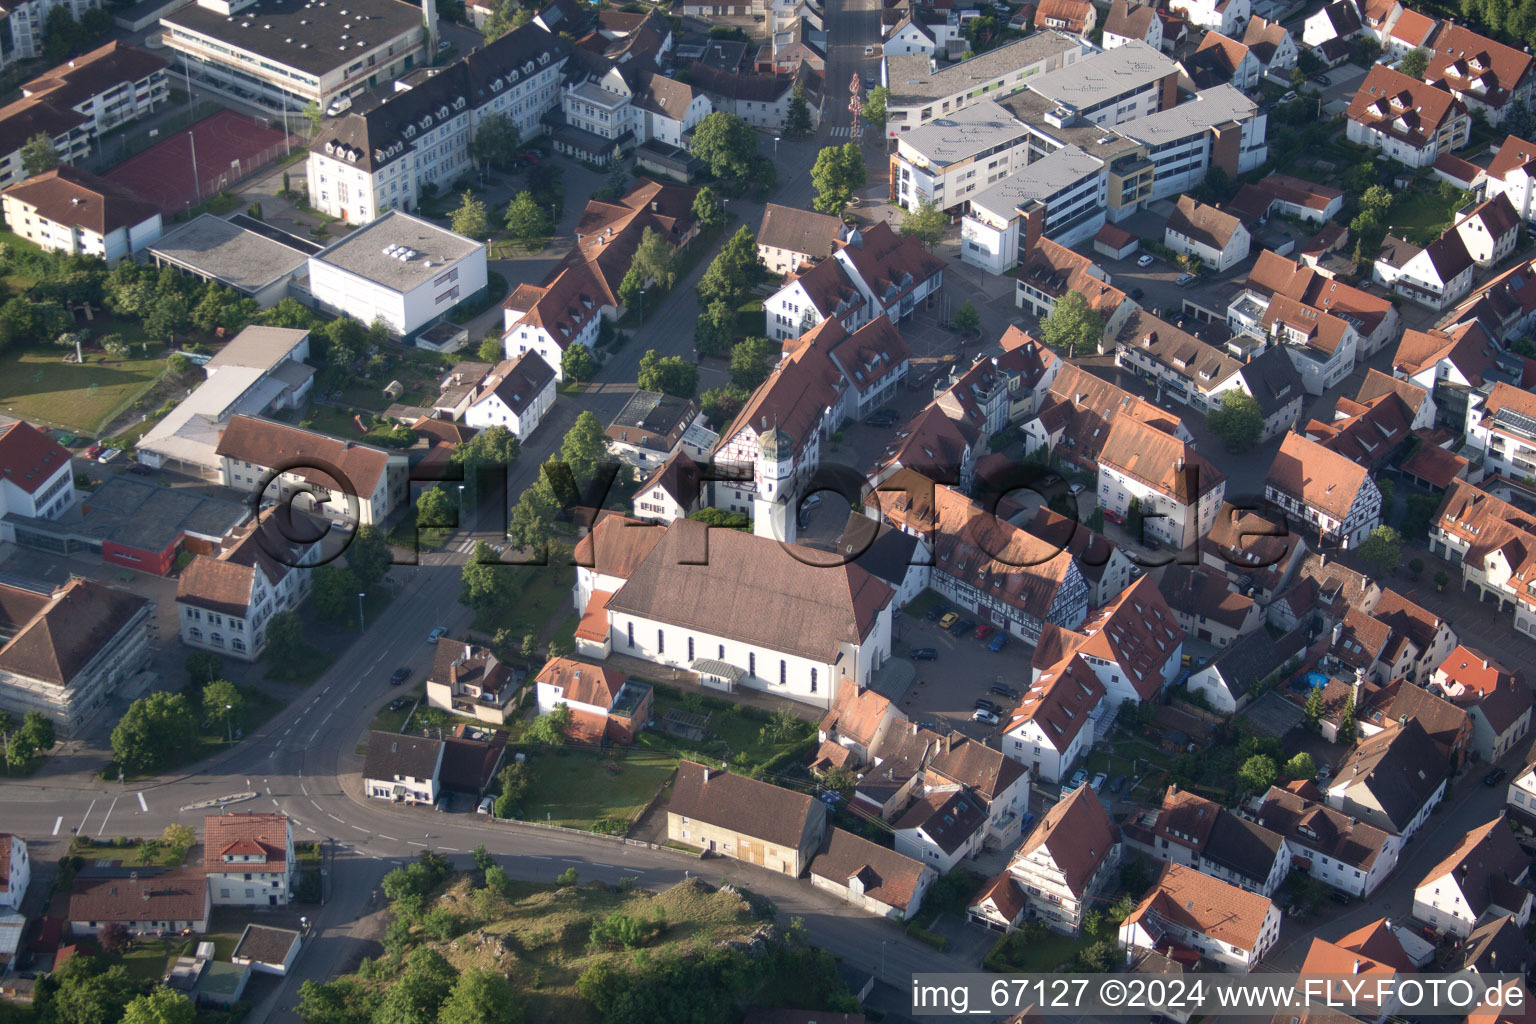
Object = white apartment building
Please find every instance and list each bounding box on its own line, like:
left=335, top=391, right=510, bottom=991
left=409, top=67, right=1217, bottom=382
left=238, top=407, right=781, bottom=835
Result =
left=2, top=0, right=100, bottom=67
left=1025, top=41, right=1177, bottom=128
left=1001, top=654, right=1104, bottom=784
left=882, top=30, right=1088, bottom=136
left=0, top=836, right=27, bottom=911
left=891, top=100, right=1033, bottom=213
left=1412, top=816, right=1531, bottom=938
left=307, top=212, right=488, bottom=340
left=1182, top=0, right=1251, bottom=35
left=1478, top=133, right=1536, bottom=220
left=1468, top=382, right=1536, bottom=480
left=162, top=0, right=429, bottom=117
left=204, top=813, right=295, bottom=907
left=1347, top=65, right=1471, bottom=168
left=1258, top=786, right=1403, bottom=897
left=1262, top=294, right=1360, bottom=395
left=1008, top=787, right=1121, bottom=935
left=554, top=65, right=710, bottom=164
left=0, top=421, right=74, bottom=523
left=306, top=24, right=565, bottom=223
left=0, top=165, right=161, bottom=262
left=961, top=144, right=1108, bottom=270
left=1097, top=416, right=1226, bottom=550
left=1121, top=863, right=1281, bottom=972
left=462, top=352, right=557, bottom=441
left=1117, top=85, right=1268, bottom=200
left=176, top=511, right=324, bottom=662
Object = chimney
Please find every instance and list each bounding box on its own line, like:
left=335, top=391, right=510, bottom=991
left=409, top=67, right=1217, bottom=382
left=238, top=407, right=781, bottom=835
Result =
left=1353, top=959, right=1363, bottom=974
left=421, top=0, right=439, bottom=56
left=1331, top=621, right=1344, bottom=648
left=651, top=201, right=659, bottom=212
left=1021, top=202, right=1046, bottom=262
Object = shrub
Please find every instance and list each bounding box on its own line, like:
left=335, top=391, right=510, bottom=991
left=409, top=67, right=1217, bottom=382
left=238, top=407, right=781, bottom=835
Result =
left=904, top=922, right=947, bottom=950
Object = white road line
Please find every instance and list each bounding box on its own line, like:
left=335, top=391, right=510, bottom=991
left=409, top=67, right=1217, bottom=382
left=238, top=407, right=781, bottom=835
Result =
left=136, top=792, right=147, bottom=813
left=51, top=816, right=61, bottom=836
left=76, top=801, right=95, bottom=836
left=407, top=841, right=427, bottom=847
left=527, top=855, right=551, bottom=860
left=306, top=827, right=316, bottom=834
left=378, top=835, right=397, bottom=841
left=98, top=796, right=118, bottom=836
left=301, top=783, right=309, bottom=795
left=439, top=846, right=458, bottom=852
left=266, top=787, right=272, bottom=795
left=271, top=799, right=279, bottom=807
left=350, top=825, right=369, bottom=833
left=559, top=857, right=582, bottom=863
left=328, top=813, right=344, bottom=822
left=311, top=800, right=323, bottom=811
left=320, top=712, right=333, bottom=725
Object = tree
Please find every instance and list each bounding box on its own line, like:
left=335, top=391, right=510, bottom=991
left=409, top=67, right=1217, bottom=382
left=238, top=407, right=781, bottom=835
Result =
left=630, top=227, right=676, bottom=292
left=449, top=192, right=490, bottom=238
left=526, top=704, right=572, bottom=744
left=416, top=486, right=458, bottom=529
left=472, top=845, right=495, bottom=874
left=264, top=610, right=306, bottom=670
left=6, top=730, right=35, bottom=773
left=691, top=186, right=725, bottom=231
left=1340, top=692, right=1357, bottom=741
left=40, top=959, right=136, bottom=1024
left=1357, top=525, right=1403, bottom=577
left=728, top=335, right=779, bottom=391
left=783, top=81, right=813, bottom=137
left=146, top=292, right=190, bottom=340
left=111, top=691, right=198, bottom=773
left=1435, top=569, right=1451, bottom=591
left=1238, top=754, right=1277, bottom=792
left=201, top=679, right=244, bottom=735
left=19, top=711, right=53, bottom=753
left=190, top=284, right=258, bottom=335
left=301, top=101, right=324, bottom=132
left=701, top=385, right=749, bottom=428
left=637, top=349, right=698, bottom=397
left=1208, top=390, right=1264, bottom=453
left=1126, top=496, right=1145, bottom=541
left=346, top=524, right=391, bottom=589
left=468, top=113, right=520, bottom=171
left=438, top=969, right=522, bottom=1024
left=952, top=300, right=980, bottom=334
left=1359, top=184, right=1393, bottom=219
left=477, top=332, right=504, bottom=363
left=504, top=190, right=551, bottom=245
left=98, top=922, right=129, bottom=954
left=899, top=199, right=946, bottom=249
left=461, top=542, right=514, bottom=609
left=1304, top=683, right=1326, bottom=724
left=1039, top=289, right=1105, bottom=357
left=561, top=410, right=611, bottom=486
left=561, top=341, right=597, bottom=382
left=373, top=948, right=457, bottom=1024
left=310, top=564, right=361, bottom=623
left=1284, top=752, right=1316, bottom=782
left=1400, top=47, right=1429, bottom=79
left=122, top=989, right=196, bottom=1024
left=688, top=111, right=759, bottom=181
left=162, top=823, right=195, bottom=856
left=810, top=142, right=867, bottom=216
left=696, top=225, right=759, bottom=309
left=507, top=483, right=556, bottom=553
left=864, top=86, right=889, bottom=129
left=694, top=298, right=737, bottom=356
left=185, top=650, right=223, bottom=687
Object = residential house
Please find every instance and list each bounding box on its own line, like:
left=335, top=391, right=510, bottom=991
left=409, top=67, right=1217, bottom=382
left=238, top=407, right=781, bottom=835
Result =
left=1032, top=575, right=1185, bottom=710
left=1393, top=320, right=1510, bottom=433
left=1300, top=919, right=1419, bottom=1022
left=1241, top=18, right=1297, bottom=75
left=893, top=787, right=988, bottom=872
left=1022, top=507, right=1139, bottom=608
left=1506, top=754, right=1536, bottom=825
left=231, top=925, right=303, bottom=976
left=765, top=222, right=944, bottom=341
left=0, top=165, right=161, bottom=262
left=819, top=682, right=903, bottom=766
left=1326, top=719, right=1449, bottom=838
left=361, top=731, right=444, bottom=805
left=462, top=352, right=556, bottom=441
left=1261, top=294, right=1360, bottom=395
left=1227, top=173, right=1342, bottom=225
left=1097, top=416, right=1227, bottom=550
left=1187, top=628, right=1309, bottom=714
left=924, top=734, right=1030, bottom=848
left=1159, top=564, right=1263, bottom=648
left=1022, top=363, right=1192, bottom=476
left=534, top=656, right=652, bottom=744
left=1122, top=785, right=1291, bottom=896
left=1468, top=382, right=1536, bottom=481
left=1180, top=0, right=1250, bottom=36
left=67, top=869, right=210, bottom=937
left=757, top=203, right=847, bottom=277
left=1001, top=654, right=1105, bottom=783
left=1369, top=589, right=1459, bottom=685
left=0, top=837, right=28, bottom=911
left=1103, top=0, right=1162, bottom=50
left=809, top=827, right=936, bottom=921
left=1452, top=193, right=1521, bottom=268
left=605, top=391, right=714, bottom=471
left=1185, top=31, right=1263, bottom=92
left=1375, top=229, right=1478, bottom=311
left=631, top=451, right=704, bottom=525
left=215, top=416, right=409, bottom=528
left=1263, top=431, right=1383, bottom=549
left=1112, top=309, right=1248, bottom=415
left=1201, top=502, right=1307, bottom=604
left=1258, top=782, right=1404, bottom=897
left=1425, top=24, right=1535, bottom=126
left=176, top=508, right=325, bottom=662
left=1303, top=0, right=1364, bottom=49
left=425, top=640, right=519, bottom=726
left=1431, top=645, right=1534, bottom=762
left=0, top=420, right=73, bottom=522
left=1033, top=0, right=1095, bottom=36
left=204, top=813, right=294, bottom=907
left=667, top=760, right=827, bottom=875
left=1479, top=134, right=1536, bottom=221
left=1007, top=786, right=1121, bottom=934
left=1429, top=480, right=1536, bottom=641
left=1238, top=249, right=1402, bottom=357
left=0, top=577, right=153, bottom=738
left=1347, top=65, right=1472, bottom=168
left=1358, top=679, right=1472, bottom=766
left=1412, top=815, right=1533, bottom=938
left=968, top=873, right=1029, bottom=932
left=1460, top=914, right=1533, bottom=974
left=1119, top=862, right=1281, bottom=971
left=1384, top=7, right=1437, bottom=57
left=1268, top=551, right=1383, bottom=632
left=1013, top=240, right=1134, bottom=349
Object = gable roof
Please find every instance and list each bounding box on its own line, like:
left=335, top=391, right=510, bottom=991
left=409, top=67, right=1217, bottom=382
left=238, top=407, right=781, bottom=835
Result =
left=216, top=415, right=397, bottom=494
left=1204, top=811, right=1287, bottom=886
left=204, top=813, right=289, bottom=871
left=68, top=869, right=208, bottom=924
left=572, top=511, right=665, bottom=581
left=1006, top=652, right=1104, bottom=750
left=1488, top=133, right=1536, bottom=181
left=1105, top=0, right=1158, bottom=38
left=894, top=787, right=987, bottom=853
left=1017, top=785, right=1117, bottom=894
left=362, top=731, right=443, bottom=782
left=1427, top=23, right=1534, bottom=111
left=1160, top=564, right=1256, bottom=631
left=1265, top=431, right=1374, bottom=521
left=0, top=421, right=69, bottom=494
left=1348, top=64, right=1468, bottom=149
left=1332, top=719, right=1448, bottom=831
left=0, top=577, right=149, bottom=688
left=669, top=760, right=820, bottom=846
left=927, top=735, right=1025, bottom=803
left=1099, top=414, right=1225, bottom=504
left=756, top=203, right=845, bottom=261
left=1125, top=862, right=1274, bottom=951
left=820, top=682, right=896, bottom=749
left=809, top=827, right=931, bottom=911
left=1435, top=643, right=1533, bottom=734
left=467, top=352, right=555, bottom=418
left=1, top=164, right=160, bottom=237
left=1418, top=815, right=1529, bottom=917
left=534, top=656, right=625, bottom=709
left=1258, top=785, right=1395, bottom=873
left=1201, top=628, right=1309, bottom=702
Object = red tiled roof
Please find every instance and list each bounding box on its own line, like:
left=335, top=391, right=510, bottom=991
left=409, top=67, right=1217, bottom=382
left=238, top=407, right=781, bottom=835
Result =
left=204, top=812, right=289, bottom=870
left=1349, top=64, right=1468, bottom=149
left=1019, top=785, right=1117, bottom=894
left=1125, top=862, right=1274, bottom=951
left=0, top=421, right=69, bottom=494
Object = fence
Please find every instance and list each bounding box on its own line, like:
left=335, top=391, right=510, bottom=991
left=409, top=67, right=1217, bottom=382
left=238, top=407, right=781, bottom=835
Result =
left=84, top=100, right=223, bottom=173
left=196, top=136, right=300, bottom=201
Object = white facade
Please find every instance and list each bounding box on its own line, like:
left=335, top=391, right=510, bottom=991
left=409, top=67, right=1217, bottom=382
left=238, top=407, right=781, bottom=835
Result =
left=1002, top=711, right=1098, bottom=785
left=894, top=814, right=985, bottom=874
left=307, top=220, right=488, bottom=339
left=1347, top=106, right=1470, bottom=168
left=502, top=292, right=604, bottom=381
left=0, top=454, right=73, bottom=522
left=1265, top=469, right=1380, bottom=550
left=178, top=542, right=321, bottom=662
left=1, top=194, right=162, bottom=263
left=5, top=0, right=99, bottom=65
left=1120, top=891, right=1280, bottom=971
left=1164, top=218, right=1250, bottom=272
left=207, top=820, right=295, bottom=907
left=1182, top=0, right=1251, bottom=35
left=0, top=836, right=28, bottom=911
left=463, top=367, right=555, bottom=441
left=1097, top=464, right=1226, bottom=551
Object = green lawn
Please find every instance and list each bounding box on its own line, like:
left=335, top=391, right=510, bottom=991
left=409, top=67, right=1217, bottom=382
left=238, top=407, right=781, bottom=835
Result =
left=1388, top=189, right=1467, bottom=245
left=470, top=560, right=578, bottom=638
left=114, top=933, right=241, bottom=985
left=0, top=345, right=167, bottom=434
left=631, top=690, right=814, bottom=771
left=71, top=839, right=190, bottom=868
left=516, top=748, right=676, bottom=830
left=265, top=643, right=335, bottom=686
left=904, top=588, right=944, bottom=619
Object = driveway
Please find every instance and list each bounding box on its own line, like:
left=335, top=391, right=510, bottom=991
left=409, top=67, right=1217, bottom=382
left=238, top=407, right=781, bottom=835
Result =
left=890, top=605, right=1031, bottom=740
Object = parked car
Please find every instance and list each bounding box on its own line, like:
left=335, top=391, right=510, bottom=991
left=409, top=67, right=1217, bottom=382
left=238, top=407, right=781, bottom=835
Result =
left=1090, top=772, right=1107, bottom=792
left=1066, top=768, right=1089, bottom=791
left=1069, top=481, right=1085, bottom=495
left=864, top=44, right=876, bottom=55
left=865, top=409, right=900, bottom=427
left=951, top=618, right=977, bottom=636
left=1108, top=773, right=1126, bottom=793
left=1176, top=272, right=1197, bottom=286
left=1330, top=890, right=1352, bottom=905
left=1104, top=508, right=1126, bottom=525
left=974, top=698, right=1003, bottom=714
left=1485, top=767, right=1509, bottom=786
left=387, top=697, right=411, bottom=712
left=989, top=683, right=1019, bottom=699
left=910, top=647, right=938, bottom=661
left=427, top=626, right=448, bottom=644
left=926, top=602, right=951, bottom=622
left=98, top=447, right=122, bottom=463
left=127, top=462, right=153, bottom=476
left=1313, top=73, right=1332, bottom=85
left=973, top=623, right=995, bottom=641
left=84, top=444, right=103, bottom=460
left=988, top=632, right=1008, bottom=652
left=972, top=708, right=1000, bottom=725
left=1137, top=253, right=1155, bottom=268
left=477, top=796, right=494, bottom=814
left=938, top=611, right=959, bottom=629
left=389, top=666, right=410, bottom=685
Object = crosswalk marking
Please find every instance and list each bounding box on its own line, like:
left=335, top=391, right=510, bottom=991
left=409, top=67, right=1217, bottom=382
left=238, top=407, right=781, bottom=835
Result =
left=827, top=125, right=854, bottom=138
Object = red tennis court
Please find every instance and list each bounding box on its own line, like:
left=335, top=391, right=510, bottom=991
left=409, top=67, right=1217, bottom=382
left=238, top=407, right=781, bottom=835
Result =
left=104, top=109, right=298, bottom=215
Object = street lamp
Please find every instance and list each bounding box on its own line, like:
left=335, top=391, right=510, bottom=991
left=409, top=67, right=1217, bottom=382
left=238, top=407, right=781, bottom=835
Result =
left=773, top=135, right=780, bottom=159
left=457, top=483, right=465, bottom=520
left=881, top=939, right=889, bottom=977
left=224, top=703, right=233, bottom=743
left=357, top=591, right=366, bottom=631
left=638, top=287, right=646, bottom=321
